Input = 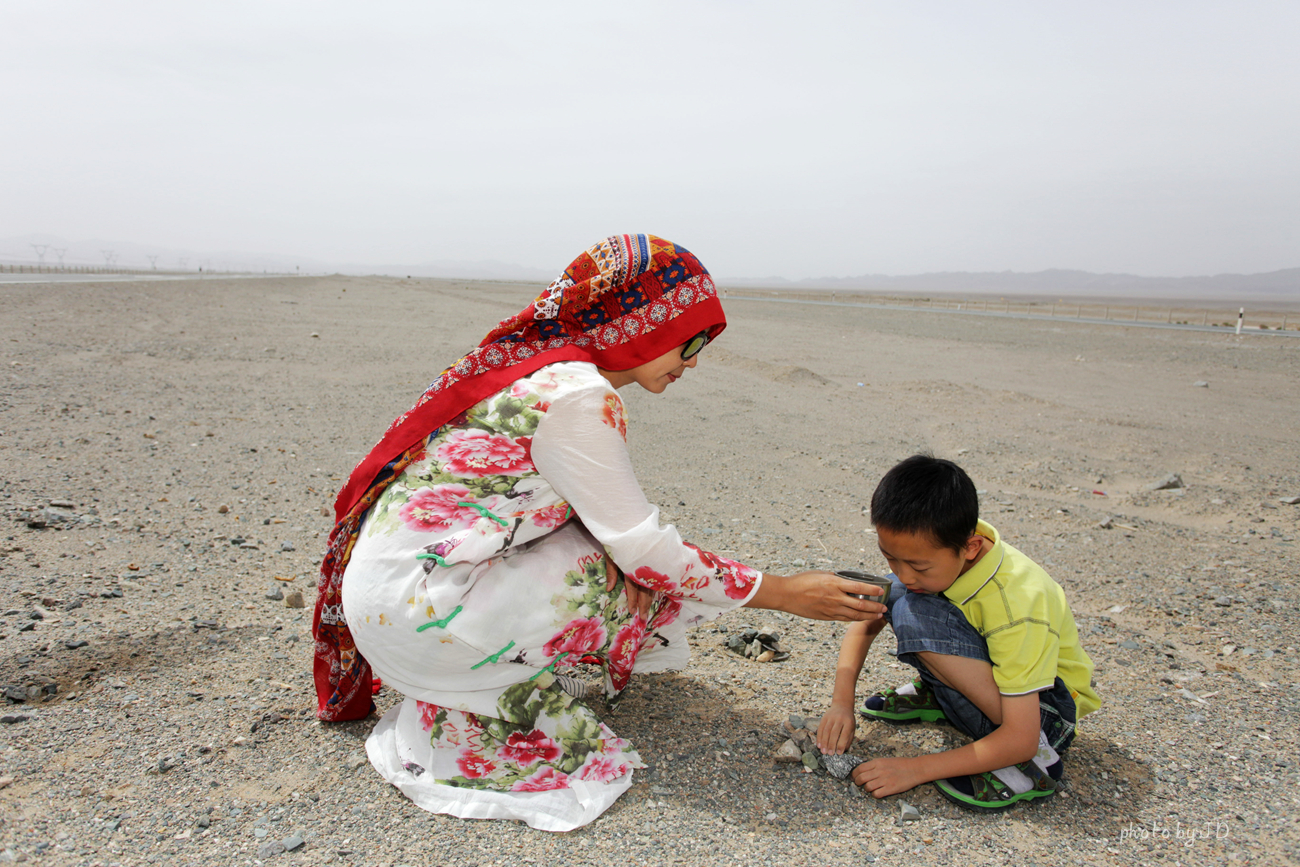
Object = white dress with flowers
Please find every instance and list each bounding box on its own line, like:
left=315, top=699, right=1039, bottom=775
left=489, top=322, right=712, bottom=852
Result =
left=341, top=361, right=761, bottom=831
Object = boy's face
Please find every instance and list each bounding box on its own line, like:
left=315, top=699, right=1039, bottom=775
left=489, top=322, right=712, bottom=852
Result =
left=876, top=527, right=986, bottom=596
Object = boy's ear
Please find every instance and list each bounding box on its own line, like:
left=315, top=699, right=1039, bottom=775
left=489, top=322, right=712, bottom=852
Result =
left=961, top=534, right=984, bottom=561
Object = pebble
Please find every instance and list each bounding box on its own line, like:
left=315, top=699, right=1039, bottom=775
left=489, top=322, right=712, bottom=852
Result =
left=899, top=801, right=921, bottom=823
left=1281, top=496, right=1300, bottom=505
left=284, top=590, right=305, bottom=609
left=256, top=840, right=287, bottom=858
left=283, top=834, right=305, bottom=851
left=1192, top=381, right=1209, bottom=387
left=265, top=584, right=284, bottom=601
left=1118, top=639, right=1139, bottom=650
left=772, top=739, right=803, bottom=763
left=1146, top=472, right=1184, bottom=491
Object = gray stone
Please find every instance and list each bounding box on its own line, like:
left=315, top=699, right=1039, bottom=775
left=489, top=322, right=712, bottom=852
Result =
left=264, top=585, right=284, bottom=601
left=1186, top=713, right=1207, bottom=724
left=899, top=801, right=921, bottom=823
left=1146, top=473, right=1185, bottom=491
left=346, top=752, right=367, bottom=771
left=801, top=751, right=820, bottom=771
left=1192, top=381, right=1209, bottom=388
left=254, top=828, right=269, bottom=838
left=787, top=714, right=805, bottom=730
left=772, top=739, right=803, bottom=763
left=1097, top=516, right=1114, bottom=529
left=280, top=541, right=295, bottom=552
left=256, top=840, right=286, bottom=858
left=1119, top=639, right=1139, bottom=650
left=1281, top=496, right=1300, bottom=505
left=821, top=753, right=865, bottom=780
left=282, top=834, right=304, bottom=851
left=1213, top=596, right=1233, bottom=607
left=64, top=639, right=89, bottom=649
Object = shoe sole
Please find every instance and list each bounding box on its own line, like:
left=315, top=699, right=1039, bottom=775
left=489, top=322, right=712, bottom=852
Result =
left=932, top=777, right=1055, bottom=812
left=860, top=707, right=948, bottom=724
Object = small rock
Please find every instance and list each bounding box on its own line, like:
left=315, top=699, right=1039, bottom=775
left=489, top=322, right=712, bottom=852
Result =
left=788, top=714, right=805, bottom=730
left=1118, top=639, right=1139, bottom=650
left=821, top=753, right=865, bottom=780
left=773, top=739, right=803, bottom=763
left=217, top=504, right=229, bottom=514
left=756, top=649, right=775, bottom=663
left=764, top=812, right=777, bottom=822
left=1186, top=712, right=1207, bottom=723
left=0, top=776, right=12, bottom=789
left=1280, top=496, right=1300, bottom=505
left=256, top=840, right=287, bottom=859
left=1097, top=517, right=1114, bottom=530
left=64, top=639, right=89, bottom=650
left=280, top=541, right=295, bottom=552
left=346, top=752, right=367, bottom=771
left=63, top=599, right=82, bottom=612
left=1, top=715, right=31, bottom=724
left=283, top=590, right=305, bottom=609
left=1192, top=381, right=1209, bottom=388
left=254, top=828, right=269, bottom=839
left=196, top=815, right=211, bottom=829
left=1213, top=596, right=1233, bottom=607
left=801, top=751, right=820, bottom=771
left=1146, top=473, right=1184, bottom=491
left=282, top=834, right=304, bottom=851
left=899, top=801, right=921, bottom=823
left=265, top=585, right=284, bottom=601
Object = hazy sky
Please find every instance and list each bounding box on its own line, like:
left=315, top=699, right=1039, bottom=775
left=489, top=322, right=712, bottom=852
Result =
left=5, top=1, right=1298, bottom=278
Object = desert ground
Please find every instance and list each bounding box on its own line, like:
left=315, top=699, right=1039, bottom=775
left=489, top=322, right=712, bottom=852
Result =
left=1, top=274, right=1297, bottom=866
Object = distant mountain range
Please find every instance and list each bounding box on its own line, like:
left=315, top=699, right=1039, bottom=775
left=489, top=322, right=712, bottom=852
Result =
left=3, top=234, right=1295, bottom=301
left=723, top=268, right=1300, bottom=302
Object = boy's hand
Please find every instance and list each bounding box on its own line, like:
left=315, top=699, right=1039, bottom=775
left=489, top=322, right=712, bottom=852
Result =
left=816, top=705, right=856, bottom=755
left=852, top=756, right=927, bottom=798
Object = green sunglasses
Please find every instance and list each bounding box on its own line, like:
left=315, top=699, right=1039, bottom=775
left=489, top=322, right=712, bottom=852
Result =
left=680, top=330, right=711, bottom=361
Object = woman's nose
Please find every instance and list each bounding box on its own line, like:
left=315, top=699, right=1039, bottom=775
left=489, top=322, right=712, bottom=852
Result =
left=683, top=355, right=698, bottom=369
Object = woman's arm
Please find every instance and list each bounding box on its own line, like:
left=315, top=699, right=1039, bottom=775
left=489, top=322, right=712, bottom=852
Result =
left=745, top=571, right=884, bottom=622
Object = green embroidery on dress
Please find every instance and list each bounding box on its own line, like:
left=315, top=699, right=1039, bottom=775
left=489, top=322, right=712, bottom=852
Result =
left=415, top=551, right=449, bottom=567
left=471, top=640, right=516, bottom=669
left=415, top=605, right=463, bottom=632
left=457, top=501, right=509, bottom=527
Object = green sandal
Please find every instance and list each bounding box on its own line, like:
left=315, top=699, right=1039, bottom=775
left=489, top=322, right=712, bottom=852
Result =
left=933, top=763, right=1057, bottom=812
left=861, top=677, right=948, bottom=723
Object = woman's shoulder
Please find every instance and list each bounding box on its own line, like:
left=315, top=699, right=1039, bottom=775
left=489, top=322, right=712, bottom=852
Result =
left=514, top=361, right=614, bottom=401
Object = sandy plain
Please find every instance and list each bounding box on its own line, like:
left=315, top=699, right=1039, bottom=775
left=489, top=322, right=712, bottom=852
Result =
left=1, top=274, right=1297, bottom=866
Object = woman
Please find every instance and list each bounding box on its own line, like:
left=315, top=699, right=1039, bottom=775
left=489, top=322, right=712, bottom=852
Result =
left=313, top=234, right=879, bottom=831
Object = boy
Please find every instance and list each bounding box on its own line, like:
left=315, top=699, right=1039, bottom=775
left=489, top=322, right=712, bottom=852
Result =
left=816, top=455, right=1099, bottom=810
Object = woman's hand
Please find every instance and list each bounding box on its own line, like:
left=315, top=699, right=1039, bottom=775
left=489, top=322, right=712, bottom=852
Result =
left=816, top=705, right=857, bottom=755
left=745, top=571, right=886, bottom=622
left=604, top=553, right=652, bottom=621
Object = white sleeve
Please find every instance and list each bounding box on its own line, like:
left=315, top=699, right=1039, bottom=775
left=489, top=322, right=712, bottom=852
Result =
left=530, top=382, right=760, bottom=605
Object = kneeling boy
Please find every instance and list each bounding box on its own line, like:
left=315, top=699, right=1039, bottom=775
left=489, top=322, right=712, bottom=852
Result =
left=816, top=454, right=1099, bottom=810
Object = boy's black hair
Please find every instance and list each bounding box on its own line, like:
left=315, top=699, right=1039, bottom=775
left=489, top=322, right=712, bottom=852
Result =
left=870, top=454, right=979, bottom=552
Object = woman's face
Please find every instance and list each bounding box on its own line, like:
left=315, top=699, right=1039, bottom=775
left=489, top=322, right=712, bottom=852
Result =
left=600, top=343, right=699, bottom=393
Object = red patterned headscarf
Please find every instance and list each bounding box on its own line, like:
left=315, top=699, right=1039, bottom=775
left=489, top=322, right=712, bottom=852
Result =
left=313, top=234, right=726, bottom=720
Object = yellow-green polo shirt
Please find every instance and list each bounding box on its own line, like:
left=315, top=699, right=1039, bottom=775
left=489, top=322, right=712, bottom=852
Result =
left=942, top=520, right=1100, bottom=719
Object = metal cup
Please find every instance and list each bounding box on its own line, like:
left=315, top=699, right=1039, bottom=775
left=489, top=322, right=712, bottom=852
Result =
left=835, top=570, right=891, bottom=606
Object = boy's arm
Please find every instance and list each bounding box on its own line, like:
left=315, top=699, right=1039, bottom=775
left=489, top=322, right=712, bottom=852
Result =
left=852, top=692, right=1042, bottom=797
left=816, top=616, right=886, bottom=754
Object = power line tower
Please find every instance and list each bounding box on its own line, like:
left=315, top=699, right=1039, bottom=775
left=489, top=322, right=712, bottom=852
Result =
left=52, top=248, right=67, bottom=267
left=31, top=244, right=49, bottom=265
left=101, top=250, right=117, bottom=270
left=147, top=255, right=159, bottom=270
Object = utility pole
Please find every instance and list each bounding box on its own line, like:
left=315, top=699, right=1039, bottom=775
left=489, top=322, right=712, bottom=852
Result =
left=147, top=255, right=159, bottom=270
left=31, top=244, right=49, bottom=265
left=52, top=248, right=67, bottom=267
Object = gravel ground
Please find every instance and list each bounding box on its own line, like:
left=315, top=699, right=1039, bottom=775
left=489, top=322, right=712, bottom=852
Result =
left=1, top=275, right=1297, bottom=866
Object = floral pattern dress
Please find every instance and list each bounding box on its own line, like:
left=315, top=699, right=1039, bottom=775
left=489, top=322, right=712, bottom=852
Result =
left=341, top=361, right=761, bottom=830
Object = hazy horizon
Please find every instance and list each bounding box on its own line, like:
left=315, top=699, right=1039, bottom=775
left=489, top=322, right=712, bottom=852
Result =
left=4, top=2, right=1298, bottom=281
